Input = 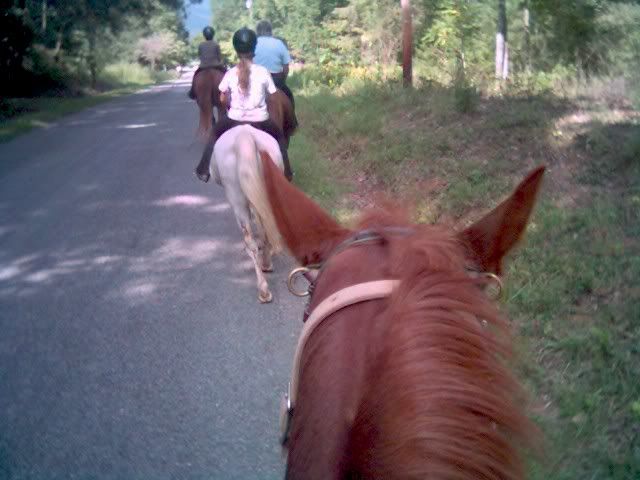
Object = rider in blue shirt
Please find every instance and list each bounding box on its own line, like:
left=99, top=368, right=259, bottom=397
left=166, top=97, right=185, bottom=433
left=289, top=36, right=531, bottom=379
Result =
left=254, top=20, right=295, bottom=108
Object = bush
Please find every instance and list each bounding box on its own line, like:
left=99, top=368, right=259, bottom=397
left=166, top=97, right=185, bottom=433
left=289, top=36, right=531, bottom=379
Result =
left=453, top=80, right=479, bottom=113
left=98, top=62, right=171, bottom=88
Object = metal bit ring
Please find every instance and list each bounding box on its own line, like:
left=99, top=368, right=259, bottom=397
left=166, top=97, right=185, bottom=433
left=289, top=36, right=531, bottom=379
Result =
left=483, top=272, right=503, bottom=300
left=287, top=267, right=312, bottom=297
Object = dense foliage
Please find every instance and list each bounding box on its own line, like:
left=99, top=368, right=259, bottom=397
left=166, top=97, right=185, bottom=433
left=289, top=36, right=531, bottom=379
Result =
left=210, top=0, right=640, bottom=97
left=2, top=0, right=196, bottom=95
left=4, top=0, right=638, bottom=97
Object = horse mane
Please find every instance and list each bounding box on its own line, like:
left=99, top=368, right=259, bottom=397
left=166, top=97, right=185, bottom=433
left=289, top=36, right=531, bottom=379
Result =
left=349, top=212, right=538, bottom=479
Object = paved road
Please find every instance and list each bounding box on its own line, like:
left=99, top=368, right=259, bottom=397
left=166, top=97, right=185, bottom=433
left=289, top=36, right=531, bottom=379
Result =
left=0, top=76, right=303, bottom=479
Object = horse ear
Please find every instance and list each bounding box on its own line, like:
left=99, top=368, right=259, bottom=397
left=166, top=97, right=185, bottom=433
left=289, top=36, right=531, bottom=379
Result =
left=260, top=152, right=350, bottom=265
left=459, top=166, right=545, bottom=275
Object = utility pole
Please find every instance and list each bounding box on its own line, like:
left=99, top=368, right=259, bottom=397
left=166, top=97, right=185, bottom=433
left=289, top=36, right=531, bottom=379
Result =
left=246, top=0, right=253, bottom=21
left=401, top=0, right=412, bottom=87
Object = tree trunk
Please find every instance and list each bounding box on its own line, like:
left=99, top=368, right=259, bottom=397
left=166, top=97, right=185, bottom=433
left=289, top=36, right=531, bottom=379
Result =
left=401, top=0, right=412, bottom=88
left=53, top=31, right=63, bottom=62
left=41, top=0, right=47, bottom=33
left=88, top=30, right=98, bottom=89
left=495, top=0, right=508, bottom=80
left=523, top=0, right=531, bottom=74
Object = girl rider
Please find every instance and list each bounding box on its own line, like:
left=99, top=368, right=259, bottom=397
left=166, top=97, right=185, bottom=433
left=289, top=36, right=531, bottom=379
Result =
left=194, top=27, right=293, bottom=183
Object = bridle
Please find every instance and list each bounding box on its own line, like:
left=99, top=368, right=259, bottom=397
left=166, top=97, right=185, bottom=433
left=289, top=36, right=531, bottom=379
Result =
left=280, top=227, right=503, bottom=445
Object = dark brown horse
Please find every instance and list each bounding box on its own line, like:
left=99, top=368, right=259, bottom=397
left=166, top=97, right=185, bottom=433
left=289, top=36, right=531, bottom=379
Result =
left=261, top=154, right=545, bottom=480
left=267, top=89, right=298, bottom=147
left=193, top=68, right=226, bottom=136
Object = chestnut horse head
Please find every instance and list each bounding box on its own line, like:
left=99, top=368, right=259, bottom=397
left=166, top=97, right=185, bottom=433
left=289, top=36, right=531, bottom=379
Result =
left=261, top=154, right=545, bottom=479
left=193, top=68, right=226, bottom=137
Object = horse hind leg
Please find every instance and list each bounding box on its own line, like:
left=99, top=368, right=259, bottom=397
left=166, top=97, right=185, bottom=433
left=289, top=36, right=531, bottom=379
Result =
left=241, top=221, right=273, bottom=303
left=225, top=182, right=272, bottom=303
left=253, top=212, right=274, bottom=273
left=196, top=95, right=213, bottom=137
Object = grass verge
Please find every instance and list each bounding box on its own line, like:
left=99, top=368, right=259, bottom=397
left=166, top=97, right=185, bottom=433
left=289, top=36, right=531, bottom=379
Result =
left=0, top=63, right=175, bottom=144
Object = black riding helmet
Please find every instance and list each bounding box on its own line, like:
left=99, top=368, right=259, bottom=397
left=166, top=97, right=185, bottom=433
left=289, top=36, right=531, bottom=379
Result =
left=232, top=27, right=257, bottom=54
left=203, top=26, right=214, bottom=40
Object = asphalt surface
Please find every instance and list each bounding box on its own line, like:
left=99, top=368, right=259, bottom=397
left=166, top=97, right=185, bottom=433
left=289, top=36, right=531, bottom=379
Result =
left=0, top=75, right=304, bottom=479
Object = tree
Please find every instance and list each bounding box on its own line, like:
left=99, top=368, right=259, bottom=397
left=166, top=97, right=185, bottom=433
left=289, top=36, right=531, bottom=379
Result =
left=522, top=0, right=531, bottom=73
left=1, top=1, right=34, bottom=78
left=137, top=32, right=174, bottom=69
left=495, top=0, right=508, bottom=79
left=401, top=0, right=412, bottom=87
left=3, top=0, right=195, bottom=89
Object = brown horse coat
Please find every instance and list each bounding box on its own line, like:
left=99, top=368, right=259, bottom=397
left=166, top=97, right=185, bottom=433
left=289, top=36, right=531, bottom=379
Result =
left=193, top=68, right=226, bottom=136
left=267, top=89, right=298, bottom=146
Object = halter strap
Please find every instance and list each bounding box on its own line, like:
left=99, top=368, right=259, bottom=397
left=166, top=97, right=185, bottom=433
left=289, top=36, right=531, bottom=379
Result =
left=289, top=279, right=399, bottom=407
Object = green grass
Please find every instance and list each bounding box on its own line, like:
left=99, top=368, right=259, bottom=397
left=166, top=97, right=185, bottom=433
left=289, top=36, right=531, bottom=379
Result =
left=576, top=122, right=640, bottom=187
left=98, top=62, right=174, bottom=89
left=506, top=194, right=640, bottom=478
left=0, top=62, right=174, bottom=143
left=289, top=129, right=346, bottom=210
left=291, top=69, right=640, bottom=478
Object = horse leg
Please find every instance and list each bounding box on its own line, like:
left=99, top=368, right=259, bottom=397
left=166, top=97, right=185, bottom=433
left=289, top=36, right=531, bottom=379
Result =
left=241, top=221, right=273, bottom=303
left=253, top=213, right=274, bottom=273
left=197, top=98, right=213, bottom=137
left=225, top=184, right=272, bottom=303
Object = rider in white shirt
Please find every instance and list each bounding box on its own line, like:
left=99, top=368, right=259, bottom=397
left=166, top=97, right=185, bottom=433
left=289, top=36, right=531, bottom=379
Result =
left=195, top=28, right=292, bottom=183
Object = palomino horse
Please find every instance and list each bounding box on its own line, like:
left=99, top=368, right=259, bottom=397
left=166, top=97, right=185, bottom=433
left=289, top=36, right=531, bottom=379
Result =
left=212, top=125, right=284, bottom=303
left=193, top=68, right=226, bottom=136
left=260, top=155, right=545, bottom=479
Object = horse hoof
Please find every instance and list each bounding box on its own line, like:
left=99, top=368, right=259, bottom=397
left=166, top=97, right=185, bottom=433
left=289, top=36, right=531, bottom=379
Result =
left=195, top=171, right=210, bottom=183
left=259, top=290, right=273, bottom=303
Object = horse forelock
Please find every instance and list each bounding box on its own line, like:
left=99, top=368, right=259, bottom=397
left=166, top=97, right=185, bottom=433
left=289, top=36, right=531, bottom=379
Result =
left=344, top=223, right=538, bottom=479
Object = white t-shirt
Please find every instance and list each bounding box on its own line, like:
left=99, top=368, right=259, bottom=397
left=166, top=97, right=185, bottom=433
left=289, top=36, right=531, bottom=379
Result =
left=218, top=63, right=277, bottom=122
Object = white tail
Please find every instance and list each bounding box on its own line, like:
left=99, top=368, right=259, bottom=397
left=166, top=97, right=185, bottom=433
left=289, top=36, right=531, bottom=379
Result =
left=235, top=128, right=283, bottom=252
